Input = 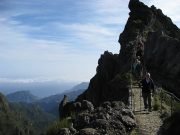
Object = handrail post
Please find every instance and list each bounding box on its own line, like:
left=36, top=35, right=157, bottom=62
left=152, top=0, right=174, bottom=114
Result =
left=171, top=95, right=172, bottom=116
left=134, top=93, right=135, bottom=112
left=140, top=88, right=141, bottom=112
left=131, top=86, right=133, bottom=110
left=130, top=65, right=133, bottom=111
left=160, top=88, right=162, bottom=114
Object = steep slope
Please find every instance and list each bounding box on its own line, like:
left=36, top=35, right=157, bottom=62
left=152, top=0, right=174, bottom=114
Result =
left=10, top=102, right=56, bottom=134
left=0, top=92, right=55, bottom=135
left=6, top=90, right=38, bottom=103
left=68, top=82, right=89, bottom=92
left=0, top=92, right=33, bottom=135
left=76, top=51, right=130, bottom=106
left=0, top=93, right=9, bottom=112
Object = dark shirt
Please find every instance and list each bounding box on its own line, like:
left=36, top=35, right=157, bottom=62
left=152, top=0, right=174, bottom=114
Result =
left=141, top=78, right=154, bottom=93
left=136, top=49, right=143, bottom=58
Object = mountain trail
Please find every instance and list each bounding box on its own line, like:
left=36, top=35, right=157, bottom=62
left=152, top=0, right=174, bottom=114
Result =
left=131, top=82, right=163, bottom=135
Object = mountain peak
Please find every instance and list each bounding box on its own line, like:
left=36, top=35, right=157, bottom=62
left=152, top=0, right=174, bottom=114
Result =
left=6, top=90, right=38, bottom=103
left=69, top=82, right=89, bottom=91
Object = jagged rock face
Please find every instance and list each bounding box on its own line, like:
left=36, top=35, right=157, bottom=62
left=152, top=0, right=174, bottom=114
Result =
left=119, top=0, right=152, bottom=68
left=120, top=0, right=180, bottom=96
left=145, top=32, right=180, bottom=96
left=76, top=51, right=130, bottom=106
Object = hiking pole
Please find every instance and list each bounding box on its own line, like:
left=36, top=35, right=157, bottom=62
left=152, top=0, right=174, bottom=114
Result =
left=171, top=95, right=173, bottom=116
left=160, top=88, right=162, bottom=114
left=131, top=86, right=133, bottom=110
left=140, top=88, right=141, bottom=111
left=131, top=62, right=134, bottom=112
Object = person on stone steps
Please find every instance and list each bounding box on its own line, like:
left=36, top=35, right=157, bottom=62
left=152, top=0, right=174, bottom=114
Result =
left=140, top=72, right=155, bottom=112
left=136, top=41, right=144, bottom=63
left=135, top=56, right=142, bottom=79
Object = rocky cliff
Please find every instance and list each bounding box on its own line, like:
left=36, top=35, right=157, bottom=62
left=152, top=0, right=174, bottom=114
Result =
left=76, top=51, right=130, bottom=106
left=77, top=0, right=180, bottom=104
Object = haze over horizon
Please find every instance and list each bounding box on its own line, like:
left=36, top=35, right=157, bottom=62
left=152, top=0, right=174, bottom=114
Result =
left=0, top=0, right=180, bottom=83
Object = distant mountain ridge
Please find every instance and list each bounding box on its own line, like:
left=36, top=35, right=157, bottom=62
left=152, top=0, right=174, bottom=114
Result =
left=36, top=82, right=89, bottom=115
left=5, top=82, right=89, bottom=116
left=6, top=90, right=38, bottom=103
left=68, top=82, right=89, bottom=92
left=40, top=82, right=89, bottom=102
left=0, top=81, right=76, bottom=97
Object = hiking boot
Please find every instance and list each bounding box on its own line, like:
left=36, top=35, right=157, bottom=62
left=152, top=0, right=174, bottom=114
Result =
left=148, top=108, right=152, bottom=112
left=144, top=106, right=148, bottom=111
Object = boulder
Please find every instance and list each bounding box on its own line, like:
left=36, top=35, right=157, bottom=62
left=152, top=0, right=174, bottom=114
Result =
left=81, top=100, right=94, bottom=112
left=58, top=128, right=70, bottom=135
left=79, top=128, right=98, bottom=135
left=73, top=101, right=136, bottom=135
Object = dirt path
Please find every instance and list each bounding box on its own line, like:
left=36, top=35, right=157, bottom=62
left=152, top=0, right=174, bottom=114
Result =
left=131, top=83, right=162, bottom=135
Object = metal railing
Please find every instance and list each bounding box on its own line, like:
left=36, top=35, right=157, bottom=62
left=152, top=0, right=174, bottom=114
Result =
left=156, top=87, right=180, bottom=116
left=128, top=76, right=180, bottom=116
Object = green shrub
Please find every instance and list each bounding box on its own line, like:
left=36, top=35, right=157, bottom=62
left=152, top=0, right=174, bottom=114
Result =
left=153, top=95, right=160, bottom=111
left=130, top=127, right=140, bottom=135
left=46, top=118, right=71, bottom=135
left=173, top=102, right=180, bottom=112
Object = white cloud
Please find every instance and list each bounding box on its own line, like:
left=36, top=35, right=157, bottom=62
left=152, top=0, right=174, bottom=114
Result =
left=66, top=23, right=114, bottom=36
left=0, top=19, right=101, bottom=82
left=52, top=22, right=120, bottom=52
left=0, top=0, right=128, bottom=82
left=0, top=77, right=59, bottom=83
left=91, top=0, right=129, bottom=25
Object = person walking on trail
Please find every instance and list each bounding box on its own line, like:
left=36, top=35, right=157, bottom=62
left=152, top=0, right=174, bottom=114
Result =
left=133, top=57, right=142, bottom=79
left=140, top=73, right=155, bottom=112
left=136, top=41, right=144, bottom=65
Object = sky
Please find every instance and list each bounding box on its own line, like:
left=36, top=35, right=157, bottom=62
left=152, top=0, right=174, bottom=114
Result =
left=0, top=0, right=180, bottom=83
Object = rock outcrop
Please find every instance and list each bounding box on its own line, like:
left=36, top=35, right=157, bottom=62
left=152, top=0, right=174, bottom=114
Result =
left=76, top=51, right=130, bottom=106
left=59, top=100, right=136, bottom=135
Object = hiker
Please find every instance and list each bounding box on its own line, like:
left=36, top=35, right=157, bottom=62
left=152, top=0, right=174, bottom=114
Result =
left=133, top=57, right=142, bottom=78
left=140, top=73, right=155, bottom=111
left=136, top=41, right=144, bottom=64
